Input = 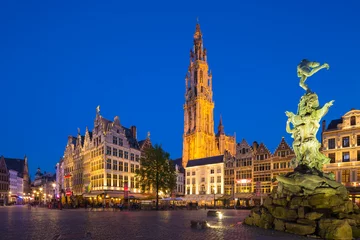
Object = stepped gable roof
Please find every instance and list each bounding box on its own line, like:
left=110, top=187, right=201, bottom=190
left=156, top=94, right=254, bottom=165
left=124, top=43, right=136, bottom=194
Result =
left=273, top=137, right=294, bottom=156
left=327, top=119, right=342, bottom=130
left=88, top=131, right=93, bottom=140
left=255, top=142, right=271, bottom=156
left=123, top=127, right=140, bottom=150
left=186, top=155, right=224, bottom=168
left=4, top=157, right=25, bottom=177
left=138, top=138, right=152, bottom=152
left=236, top=139, right=253, bottom=150
left=100, top=115, right=140, bottom=150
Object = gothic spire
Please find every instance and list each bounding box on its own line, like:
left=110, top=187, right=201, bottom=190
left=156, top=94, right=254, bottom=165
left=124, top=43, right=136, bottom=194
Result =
left=190, top=22, right=207, bottom=62
left=218, top=114, right=224, bottom=135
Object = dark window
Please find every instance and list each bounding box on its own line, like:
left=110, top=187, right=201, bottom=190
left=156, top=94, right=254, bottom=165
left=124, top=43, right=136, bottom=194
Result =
left=130, top=153, right=134, bottom=161
left=107, top=174, right=112, bottom=187
left=119, top=162, right=123, bottom=171
left=119, top=175, right=123, bottom=187
left=113, top=148, right=117, bottom=157
left=135, top=155, right=140, bottom=162
left=113, top=174, right=117, bottom=187
left=342, top=137, right=350, bottom=148
left=106, top=147, right=111, bottom=155
left=328, top=138, right=336, bottom=149
left=119, top=138, right=123, bottom=146
left=119, top=150, right=123, bottom=158
left=124, top=163, right=128, bottom=172
left=351, top=116, right=356, bottom=126
left=357, top=135, right=360, bottom=146
left=357, top=151, right=360, bottom=161
left=113, top=136, right=117, bottom=145
left=106, top=159, right=112, bottom=169
left=328, top=153, right=336, bottom=163
left=113, top=160, right=117, bottom=170
left=124, top=151, right=128, bottom=159
left=342, top=152, right=350, bottom=162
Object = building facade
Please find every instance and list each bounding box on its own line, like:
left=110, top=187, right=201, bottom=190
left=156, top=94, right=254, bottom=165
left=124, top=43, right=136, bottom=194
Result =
left=0, top=157, right=9, bottom=205
left=0, top=156, right=31, bottom=204
left=185, top=155, right=224, bottom=204
left=322, top=109, right=360, bottom=202
left=173, top=158, right=185, bottom=196
left=234, top=139, right=254, bottom=200
left=61, top=106, right=147, bottom=203
left=8, top=169, right=23, bottom=204
left=182, top=23, right=236, bottom=169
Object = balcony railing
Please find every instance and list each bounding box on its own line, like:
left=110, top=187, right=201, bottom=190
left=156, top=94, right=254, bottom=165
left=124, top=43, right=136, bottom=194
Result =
left=323, top=160, right=360, bottom=169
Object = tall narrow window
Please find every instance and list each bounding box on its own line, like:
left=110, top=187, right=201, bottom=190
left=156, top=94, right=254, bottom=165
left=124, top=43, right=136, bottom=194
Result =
left=107, top=174, right=112, bottom=187
left=113, top=136, right=117, bottom=145
left=119, top=161, right=123, bottom=171
left=328, top=153, right=336, bottom=163
left=124, top=163, right=128, bottom=172
left=113, top=160, right=118, bottom=171
left=342, top=137, right=350, bottom=148
left=351, top=116, right=356, bottom=126
left=342, top=152, right=350, bottom=162
left=328, top=138, right=335, bottom=149
left=106, top=159, right=111, bottom=169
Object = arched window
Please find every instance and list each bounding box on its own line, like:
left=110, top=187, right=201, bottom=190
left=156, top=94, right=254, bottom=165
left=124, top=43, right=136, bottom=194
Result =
left=351, top=116, right=356, bottom=126
left=200, top=70, right=203, bottom=83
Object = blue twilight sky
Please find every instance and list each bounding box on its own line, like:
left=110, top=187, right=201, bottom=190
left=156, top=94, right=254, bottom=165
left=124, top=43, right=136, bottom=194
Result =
left=1, top=1, right=359, bottom=177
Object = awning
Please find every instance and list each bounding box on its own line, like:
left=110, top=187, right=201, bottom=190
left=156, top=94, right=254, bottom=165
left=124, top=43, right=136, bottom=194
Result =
left=183, top=194, right=223, bottom=202
left=234, top=193, right=254, bottom=199
left=83, top=193, right=99, bottom=198
left=216, top=195, right=232, bottom=200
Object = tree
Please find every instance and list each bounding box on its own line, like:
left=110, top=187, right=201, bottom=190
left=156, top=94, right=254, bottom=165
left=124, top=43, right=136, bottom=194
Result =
left=135, top=144, right=177, bottom=210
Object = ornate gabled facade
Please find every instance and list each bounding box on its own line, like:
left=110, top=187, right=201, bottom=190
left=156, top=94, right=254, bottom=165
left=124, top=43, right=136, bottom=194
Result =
left=322, top=109, right=360, bottom=203
left=61, top=106, right=147, bottom=204
left=271, top=137, right=294, bottom=185
left=253, top=142, right=272, bottom=194
left=234, top=139, right=254, bottom=198
left=182, top=23, right=236, bottom=168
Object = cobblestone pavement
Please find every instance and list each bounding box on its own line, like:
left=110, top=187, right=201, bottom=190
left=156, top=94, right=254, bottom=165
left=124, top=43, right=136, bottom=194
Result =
left=0, top=205, right=308, bottom=240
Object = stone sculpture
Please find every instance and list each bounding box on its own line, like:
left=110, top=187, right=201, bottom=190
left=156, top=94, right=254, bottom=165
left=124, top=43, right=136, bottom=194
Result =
left=244, top=60, right=360, bottom=239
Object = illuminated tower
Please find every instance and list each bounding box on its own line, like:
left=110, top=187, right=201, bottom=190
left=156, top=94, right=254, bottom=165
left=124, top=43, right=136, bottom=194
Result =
left=182, top=23, right=219, bottom=168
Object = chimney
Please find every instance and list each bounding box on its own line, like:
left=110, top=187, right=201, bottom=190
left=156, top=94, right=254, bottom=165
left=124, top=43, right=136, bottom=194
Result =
left=130, top=126, right=137, bottom=139
left=253, top=141, right=258, bottom=151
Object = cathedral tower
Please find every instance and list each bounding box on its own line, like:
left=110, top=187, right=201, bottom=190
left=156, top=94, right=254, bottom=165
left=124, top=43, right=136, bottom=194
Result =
left=182, top=23, right=219, bottom=168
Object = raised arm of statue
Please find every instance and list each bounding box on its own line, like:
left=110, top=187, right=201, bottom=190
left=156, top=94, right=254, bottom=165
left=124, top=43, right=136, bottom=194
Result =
left=315, top=100, right=334, bottom=120
left=286, top=119, right=293, bottom=134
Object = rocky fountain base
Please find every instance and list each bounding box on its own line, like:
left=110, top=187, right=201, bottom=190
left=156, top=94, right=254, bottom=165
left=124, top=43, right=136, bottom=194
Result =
left=244, top=166, right=360, bottom=239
